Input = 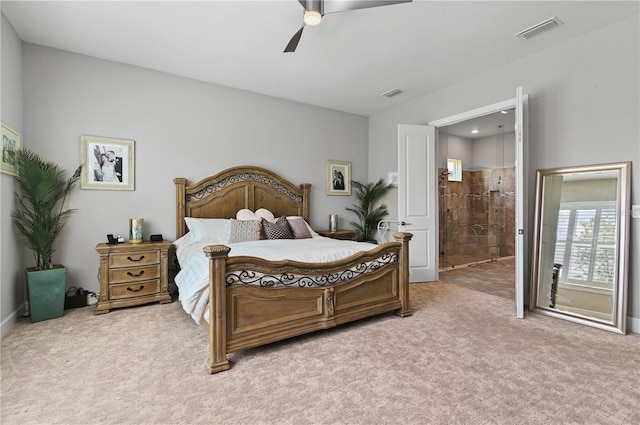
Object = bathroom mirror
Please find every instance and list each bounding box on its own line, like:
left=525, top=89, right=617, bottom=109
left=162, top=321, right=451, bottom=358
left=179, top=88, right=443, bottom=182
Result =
left=530, top=162, right=631, bottom=334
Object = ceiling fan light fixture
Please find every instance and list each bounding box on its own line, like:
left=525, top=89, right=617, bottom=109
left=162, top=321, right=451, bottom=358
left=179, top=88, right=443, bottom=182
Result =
left=304, top=10, right=322, bottom=26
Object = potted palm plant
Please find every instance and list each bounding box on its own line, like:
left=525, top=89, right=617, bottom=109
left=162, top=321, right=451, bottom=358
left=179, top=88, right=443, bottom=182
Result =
left=346, top=178, right=394, bottom=243
left=11, top=148, right=81, bottom=322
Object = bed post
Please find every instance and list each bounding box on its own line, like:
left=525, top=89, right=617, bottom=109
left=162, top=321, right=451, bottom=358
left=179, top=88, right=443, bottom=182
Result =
left=174, top=177, right=187, bottom=239
left=203, top=245, right=231, bottom=374
left=393, top=232, right=413, bottom=317
left=300, top=183, right=311, bottom=223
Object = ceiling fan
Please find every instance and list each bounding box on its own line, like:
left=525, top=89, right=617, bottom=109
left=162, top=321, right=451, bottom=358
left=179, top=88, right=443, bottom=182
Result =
left=284, top=0, right=412, bottom=53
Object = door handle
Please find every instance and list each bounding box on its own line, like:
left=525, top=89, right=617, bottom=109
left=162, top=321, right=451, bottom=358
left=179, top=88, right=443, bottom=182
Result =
left=400, top=221, right=412, bottom=226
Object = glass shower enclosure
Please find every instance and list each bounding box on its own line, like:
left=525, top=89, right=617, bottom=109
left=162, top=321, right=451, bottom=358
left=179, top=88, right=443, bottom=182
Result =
left=438, top=111, right=516, bottom=269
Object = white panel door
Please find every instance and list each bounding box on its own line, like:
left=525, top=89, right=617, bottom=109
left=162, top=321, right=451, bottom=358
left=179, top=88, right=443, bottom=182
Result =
left=515, top=86, right=527, bottom=319
left=398, top=124, right=436, bottom=282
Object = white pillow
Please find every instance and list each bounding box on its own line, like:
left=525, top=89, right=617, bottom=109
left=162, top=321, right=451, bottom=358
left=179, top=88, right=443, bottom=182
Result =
left=255, top=208, right=276, bottom=223
left=236, top=208, right=258, bottom=221
left=173, top=232, right=194, bottom=250
left=184, top=217, right=232, bottom=243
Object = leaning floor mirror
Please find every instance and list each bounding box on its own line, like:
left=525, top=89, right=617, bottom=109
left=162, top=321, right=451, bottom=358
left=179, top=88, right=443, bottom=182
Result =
left=530, top=162, right=631, bottom=334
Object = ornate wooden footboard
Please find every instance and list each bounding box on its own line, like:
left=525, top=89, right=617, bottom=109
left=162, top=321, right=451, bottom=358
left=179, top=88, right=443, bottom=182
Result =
left=174, top=166, right=412, bottom=373
left=203, top=232, right=412, bottom=373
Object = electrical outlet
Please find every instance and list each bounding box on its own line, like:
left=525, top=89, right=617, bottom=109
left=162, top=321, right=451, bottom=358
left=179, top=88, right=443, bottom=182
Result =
left=632, top=205, right=640, bottom=219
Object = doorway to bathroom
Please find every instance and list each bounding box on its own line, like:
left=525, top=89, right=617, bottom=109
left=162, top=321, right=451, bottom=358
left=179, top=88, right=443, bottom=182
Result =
left=399, top=88, right=527, bottom=316
left=436, top=108, right=516, bottom=300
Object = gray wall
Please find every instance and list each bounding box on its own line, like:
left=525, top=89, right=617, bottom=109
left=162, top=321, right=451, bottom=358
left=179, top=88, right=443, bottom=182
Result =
left=2, top=13, right=638, bottom=334
left=1, top=13, right=24, bottom=335
left=368, top=16, right=640, bottom=330
left=439, top=131, right=516, bottom=171
left=473, top=132, right=515, bottom=170
left=1, top=41, right=368, bottom=333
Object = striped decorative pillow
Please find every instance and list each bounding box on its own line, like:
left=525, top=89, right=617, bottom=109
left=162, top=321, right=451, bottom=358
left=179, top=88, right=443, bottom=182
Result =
left=229, top=219, right=262, bottom=243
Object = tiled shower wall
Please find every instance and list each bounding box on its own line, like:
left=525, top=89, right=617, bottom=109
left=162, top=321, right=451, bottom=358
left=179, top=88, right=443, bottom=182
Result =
left=439, top=167, right=515, bottom=268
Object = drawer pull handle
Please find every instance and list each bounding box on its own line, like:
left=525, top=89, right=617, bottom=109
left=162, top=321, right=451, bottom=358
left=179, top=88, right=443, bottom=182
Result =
left=127, top=255, right=145, bottom=262
left=127, top=270, right=145, bottom=277
left=127, top=285, right=145, bottom=293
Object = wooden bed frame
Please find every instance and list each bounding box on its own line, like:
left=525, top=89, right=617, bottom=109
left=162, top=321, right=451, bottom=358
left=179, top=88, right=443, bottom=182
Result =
left=174, top=166, right=412, bottom=373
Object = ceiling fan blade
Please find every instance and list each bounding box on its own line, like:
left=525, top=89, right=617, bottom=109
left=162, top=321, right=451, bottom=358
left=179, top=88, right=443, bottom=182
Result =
left=284, top=0, right=409, bottom=53
left=323, top=0, right=411, bottom=15
left=284, top=26, right=305, bottom=53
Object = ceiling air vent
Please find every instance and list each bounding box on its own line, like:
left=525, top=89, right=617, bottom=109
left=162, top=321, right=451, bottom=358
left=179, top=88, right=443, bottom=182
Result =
left=381, top=88, right=404, bottom=98
left=515, top=17, right=563, bottom=40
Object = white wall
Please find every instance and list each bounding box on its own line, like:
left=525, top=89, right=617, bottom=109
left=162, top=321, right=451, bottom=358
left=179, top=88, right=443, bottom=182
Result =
left=1, top=13, right=25, bottom=336
left=368, top=16, right=640, bottom=330
left=438, top=133, right=472, bottom=170
left=0, top=43, right=368, bottom=329
left=473, top=131, right=515, bottom=170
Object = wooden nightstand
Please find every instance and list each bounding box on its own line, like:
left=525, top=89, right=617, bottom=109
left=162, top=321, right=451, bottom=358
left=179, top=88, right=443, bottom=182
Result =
left=95, top=241, right=172, bottom=314
left=317, top=229, right=359, bottom=241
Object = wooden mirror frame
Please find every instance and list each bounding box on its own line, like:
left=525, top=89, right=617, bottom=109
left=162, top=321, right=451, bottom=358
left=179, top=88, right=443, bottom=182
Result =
left=529, top=162, right=631, bottom=334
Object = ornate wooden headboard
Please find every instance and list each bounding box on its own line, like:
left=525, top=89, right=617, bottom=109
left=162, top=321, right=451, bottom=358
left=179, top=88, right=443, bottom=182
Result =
left=174, top=166, right=312, bottom=239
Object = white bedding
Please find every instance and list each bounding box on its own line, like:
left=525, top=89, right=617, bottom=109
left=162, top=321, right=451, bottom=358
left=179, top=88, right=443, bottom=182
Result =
left=174, top=235, right=378, bottom=324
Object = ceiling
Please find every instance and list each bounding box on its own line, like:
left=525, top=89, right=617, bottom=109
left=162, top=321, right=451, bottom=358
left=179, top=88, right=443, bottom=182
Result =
left=2, top=1, right=638, bottom=117
left=443, top=108, right=514, bottom=140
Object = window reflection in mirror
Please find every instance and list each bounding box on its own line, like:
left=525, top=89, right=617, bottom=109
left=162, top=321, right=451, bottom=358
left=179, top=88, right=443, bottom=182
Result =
left=530, top=162, right=631, bottom=334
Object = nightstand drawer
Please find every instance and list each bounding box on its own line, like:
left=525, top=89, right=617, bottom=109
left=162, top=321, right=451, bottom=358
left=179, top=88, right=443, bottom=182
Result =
left=109, top=264, right=160, bottom=284
left=109, top=251, right=160, bottom=268
left=109, top=280, right=160, bottom=299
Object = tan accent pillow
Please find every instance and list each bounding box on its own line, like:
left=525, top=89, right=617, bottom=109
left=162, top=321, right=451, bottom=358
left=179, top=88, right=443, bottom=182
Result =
left=287, top=216, right=312, bottom=239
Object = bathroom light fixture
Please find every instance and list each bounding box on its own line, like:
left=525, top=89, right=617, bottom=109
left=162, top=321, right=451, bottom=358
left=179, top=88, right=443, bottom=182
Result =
left=304, top=10, right=322, bottom=25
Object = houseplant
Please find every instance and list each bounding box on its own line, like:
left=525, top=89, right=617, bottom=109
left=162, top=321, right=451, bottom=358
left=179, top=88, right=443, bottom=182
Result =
left=346, top=178, right=394, bottom=243
left=11, top=148, right=82, bottom=322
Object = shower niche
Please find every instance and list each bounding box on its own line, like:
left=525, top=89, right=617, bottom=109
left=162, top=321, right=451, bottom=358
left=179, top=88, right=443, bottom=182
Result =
left=438, top=112, right=516, bottom=269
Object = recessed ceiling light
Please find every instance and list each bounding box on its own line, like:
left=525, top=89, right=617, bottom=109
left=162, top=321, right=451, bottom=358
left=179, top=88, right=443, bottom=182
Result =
left=471, top=129, right=479, bottom=134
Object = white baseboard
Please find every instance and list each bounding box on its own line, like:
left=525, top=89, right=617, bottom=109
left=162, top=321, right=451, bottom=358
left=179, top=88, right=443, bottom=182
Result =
left=1, top=303, right=26, bottom=338
left=627, top=316, right=639, bottom=334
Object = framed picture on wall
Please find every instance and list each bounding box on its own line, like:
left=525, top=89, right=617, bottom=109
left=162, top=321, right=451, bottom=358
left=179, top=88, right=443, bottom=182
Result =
left=80, top=135, right=135, bottom=190
left=1, top=123, right=21, bottom=176
left=326, top=159, right=351, bottom=196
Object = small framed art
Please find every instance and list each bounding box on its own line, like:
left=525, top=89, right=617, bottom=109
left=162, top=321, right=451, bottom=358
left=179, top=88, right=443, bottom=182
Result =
left=326, top=160, right=351, bottom=196
left=1, top=123, right=21, bottom=176
left=81, top=135, right=135, bottom=190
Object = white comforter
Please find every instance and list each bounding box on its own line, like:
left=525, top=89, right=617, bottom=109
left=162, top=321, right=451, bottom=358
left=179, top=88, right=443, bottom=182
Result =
left=175, top=236, right=377, bottom=324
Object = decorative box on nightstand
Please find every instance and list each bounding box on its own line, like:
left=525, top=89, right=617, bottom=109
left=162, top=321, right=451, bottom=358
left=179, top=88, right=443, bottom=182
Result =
left=317, top=229, right=359, bottom=241
left=94, top=241, right=172, bottom=314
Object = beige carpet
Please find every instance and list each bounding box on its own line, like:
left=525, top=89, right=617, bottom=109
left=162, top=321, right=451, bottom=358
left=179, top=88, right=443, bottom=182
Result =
left=2, top=282, right=639, bottom=425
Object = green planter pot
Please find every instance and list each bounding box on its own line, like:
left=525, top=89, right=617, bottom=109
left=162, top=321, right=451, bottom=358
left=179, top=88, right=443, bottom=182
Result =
left=26, top=267, right=66, bottom=323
